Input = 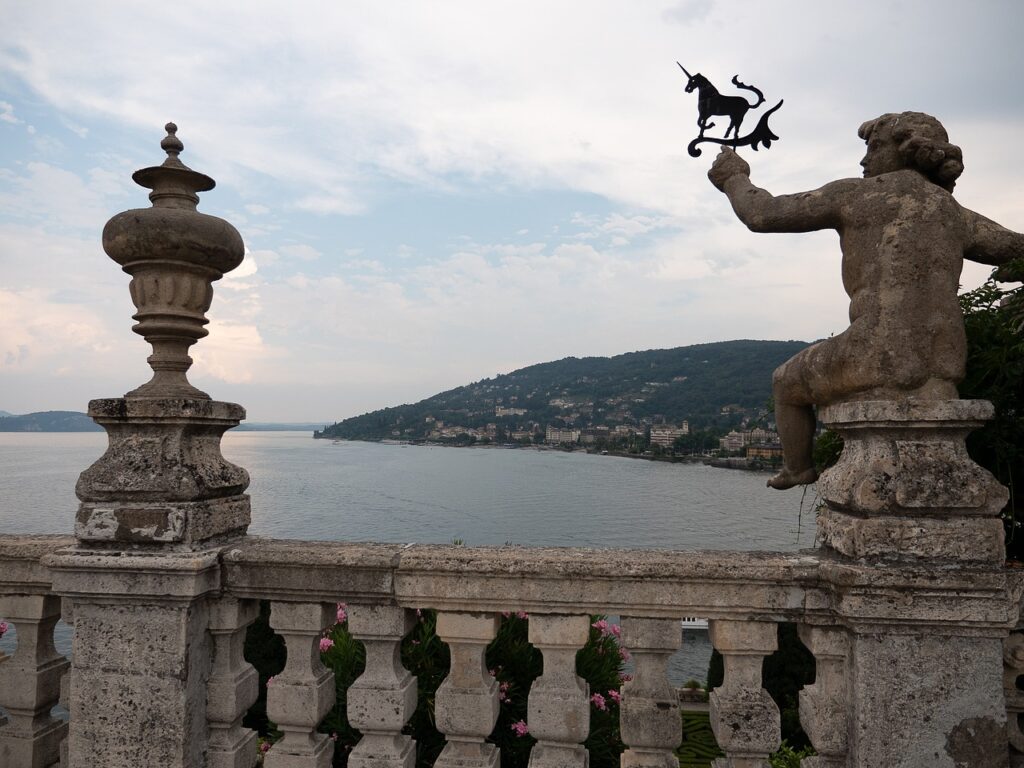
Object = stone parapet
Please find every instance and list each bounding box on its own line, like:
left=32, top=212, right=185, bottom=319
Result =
left=2, top=534, right=1023, bottom=767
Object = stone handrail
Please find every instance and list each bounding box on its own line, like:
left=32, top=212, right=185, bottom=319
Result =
left=221, top=538, right=825, bottom=618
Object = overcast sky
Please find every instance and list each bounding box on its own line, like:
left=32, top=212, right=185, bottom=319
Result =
left=2, top=0, right=1022, bottom=422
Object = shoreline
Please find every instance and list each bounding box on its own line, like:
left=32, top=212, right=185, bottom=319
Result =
left=321, top=436, right=779, bottom=474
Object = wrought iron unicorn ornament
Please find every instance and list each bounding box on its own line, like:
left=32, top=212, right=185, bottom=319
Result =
left=677, top=62, right=783, bottom=157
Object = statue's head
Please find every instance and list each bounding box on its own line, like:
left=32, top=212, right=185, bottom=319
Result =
left=857, top=112, right=964, bottom=192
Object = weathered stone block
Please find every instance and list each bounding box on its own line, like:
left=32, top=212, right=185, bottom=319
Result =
left=348, top=735, right=415, bottom=768
left=348, top=677, right=416, bottom=732
left=847, top=631, right=1007, bottom=768
left=68, top=668, right=201, bottom=767
left=207, top=664, right=259, bottom=726
left=264, top=737, right=333, bottom=768
left=818, top=507, right=1005, bottom=563
left=435, top=681, right=500, bottom=737
left=0, top=717, right=65, bottom=768
left=69, top=602, right=192, bottom=674
left=267, top=675, right=335, bottom=726
left=709, top=688, right=780, bottom=756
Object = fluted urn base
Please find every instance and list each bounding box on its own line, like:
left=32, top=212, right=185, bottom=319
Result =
left=75, top=397, right=250, bottom=549
left=816, top=399, right=1008, bottom=564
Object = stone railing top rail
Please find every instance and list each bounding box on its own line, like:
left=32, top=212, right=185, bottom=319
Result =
left=3, top=534, right=1021, bottom=628
left=0, top=534, right=74, bottom=594
left=221, top=537, right=825, bottom=619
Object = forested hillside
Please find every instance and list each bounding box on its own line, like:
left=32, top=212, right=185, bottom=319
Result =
left=317, top=339, right=809, bottom=441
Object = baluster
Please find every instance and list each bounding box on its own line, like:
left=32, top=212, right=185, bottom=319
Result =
left=1005, top=631, right=1024, bottom=767
left=347, top=605, right=417, bottom=768
left=797, top=624, right=848, bottom=768
left=208, top=597, right=260, bottom=768
left=59, top=598, right=73, bottom=768
left=620, top=616, right=681, bottom=768
left=0, top=594, right=69, bottom=768
left=434, top=612, right=500, bottom=768
left=266, top=602, right=337, bottom=768
left=708, top=619, right=780, bottom=768
left=527, top=614, right=590, bottom=767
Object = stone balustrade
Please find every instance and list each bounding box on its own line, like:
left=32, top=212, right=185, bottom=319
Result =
left=1, top=533, right=1021, bottom=767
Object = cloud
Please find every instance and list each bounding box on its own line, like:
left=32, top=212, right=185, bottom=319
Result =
left=191, top=320, right=271, bottom=384
left=662, top=0, right=713, bottom=24
left=0, top=162, right=116, bottom=231
left=279, top=243, right=322, bottom=262
left=0, top=100, right=21, bottom=124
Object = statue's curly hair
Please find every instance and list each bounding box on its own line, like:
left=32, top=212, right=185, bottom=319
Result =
left=858, top=112, right=964, bottom=192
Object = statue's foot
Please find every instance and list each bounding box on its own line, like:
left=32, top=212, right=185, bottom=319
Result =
left=767, top=467, right=818, bottom=490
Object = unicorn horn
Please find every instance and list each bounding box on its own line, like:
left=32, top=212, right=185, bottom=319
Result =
left=676, top=61, right=692, bottom=78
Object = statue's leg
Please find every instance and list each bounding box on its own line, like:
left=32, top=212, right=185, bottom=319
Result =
left=768, top=351, right=820, bottom=490
left=770, top=400, right=818, bottom=490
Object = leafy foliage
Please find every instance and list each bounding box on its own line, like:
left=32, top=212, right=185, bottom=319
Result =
left=958, top=273, right=1024, bottom=559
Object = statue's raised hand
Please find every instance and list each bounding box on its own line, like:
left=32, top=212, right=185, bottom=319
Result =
left=708, top=147, right=751, bottom=191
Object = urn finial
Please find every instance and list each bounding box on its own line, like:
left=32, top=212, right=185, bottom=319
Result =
left=103, top=122, right=244, bottom=399
left=160, top=122, right=184, bottom=162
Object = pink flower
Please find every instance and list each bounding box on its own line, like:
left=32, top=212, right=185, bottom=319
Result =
left=590, top=693, right=607, bottom=711
left=330, top=732, right=338, bottom=742
left=619, top=647, right=631, bottom=662
left=608, top=689, right=621, bottom=704
left=0, top=621, right=7, bottom=638
left=501, top=611, right=510, bottom=618
left=619, top=673, right=633, bottom=683
left=319, top=637, right=335, bottom=653
left=591, top=619, right=609, bottom=633
left=336, top=603, right=348, bottom=624
left=499, top=681, right=511, bottom=702
left=260, top=742, right=271, bottom=754
left=511, top=720, right=529, bottom=737
left=610, top=624, right=622, bottom=638
left=266, top=676, right=275, bottom=687
left=516, top=611, right=529, bottom=620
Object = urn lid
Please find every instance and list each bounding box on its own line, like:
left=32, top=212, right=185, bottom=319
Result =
left=131, top=122, right=215, bottom=208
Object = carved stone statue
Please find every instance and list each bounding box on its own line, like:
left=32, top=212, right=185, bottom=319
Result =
left=708, top=112, right=1024, bottom=489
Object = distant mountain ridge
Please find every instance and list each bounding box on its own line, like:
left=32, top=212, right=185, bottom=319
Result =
left=0, top=411, right=102, bottom=432
left=0, top=412, right=325, bottom=433
left=317, top=339, right=810, bottom=441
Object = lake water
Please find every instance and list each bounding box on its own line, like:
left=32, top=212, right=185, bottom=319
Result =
left=0, top=431, right=816, bottom=684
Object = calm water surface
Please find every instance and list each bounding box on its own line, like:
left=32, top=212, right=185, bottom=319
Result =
left=0, top=431, right=815, bottom=682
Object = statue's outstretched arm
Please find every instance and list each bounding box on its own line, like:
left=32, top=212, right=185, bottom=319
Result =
left=963, top=208, right=1024, bottom=279
left=708, top=148, right=851, bottom=234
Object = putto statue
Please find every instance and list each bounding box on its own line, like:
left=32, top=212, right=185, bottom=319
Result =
left=709, top=112, right=1024, bottom=489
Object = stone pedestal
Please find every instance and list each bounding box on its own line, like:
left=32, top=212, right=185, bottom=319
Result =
left=45, top=550, right=221, bottom=768
left=815, top=399, right=1020, bottom=767
left=44, top=123, right=251, bottom=768
left=817, top=400, right=1007, bottom=564
left=75, top=397, right=249, bottom=548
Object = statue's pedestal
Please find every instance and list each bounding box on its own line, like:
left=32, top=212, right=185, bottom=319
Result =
left=812, top=399, right=1019, bottom=767
left=816, top=399, right=1007, bottom=564
left=75, top=397, right=249, bottom=548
